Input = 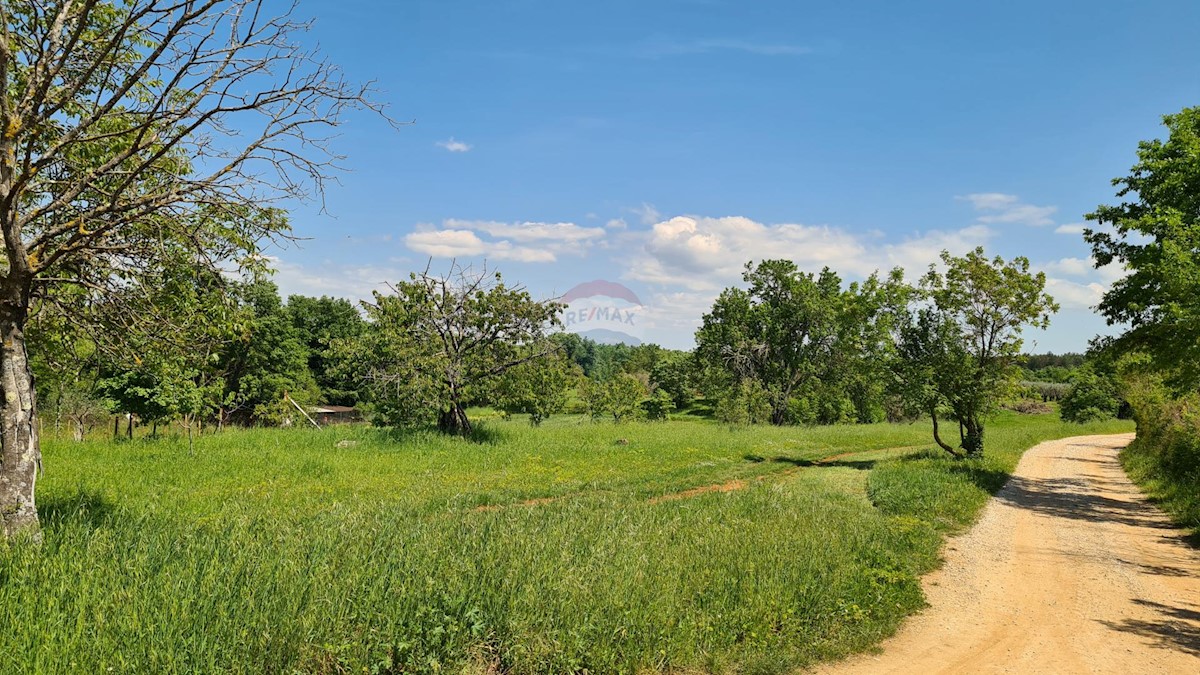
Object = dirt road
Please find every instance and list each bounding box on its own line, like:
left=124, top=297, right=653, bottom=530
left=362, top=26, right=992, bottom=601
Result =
left=817, top=433, right=1200, bottom=674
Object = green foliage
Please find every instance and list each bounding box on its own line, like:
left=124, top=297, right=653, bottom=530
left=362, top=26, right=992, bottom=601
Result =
left=643, top=388, right=676, bottom=421
left=1059, top=367, right=1122, bottom=423
left=3, top=413, right=1131, bottom=673
left=650, top=350, right=695, bottom=408
left=285, top=295, right=366, bottom=406
left=347, top=264, right=563, bottom=434
left=493, top=350, right=580, bottom=425
left=600, top=373, right=648, bottom=423
left=894, top=248, right=1058, bottom=457
left=1117, top=369, right=1200, bottom=535
left=696, top=260, right=905, bottom=426
left=221, top=281, right=319, bottom=425
left=1086, top=106, right=1200, bottom=388
left=714, top=379, right=773, bottom=426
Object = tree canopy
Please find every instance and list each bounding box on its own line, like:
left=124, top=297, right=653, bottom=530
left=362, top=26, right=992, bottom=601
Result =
left=1086, top=106, right=1200, bottom=389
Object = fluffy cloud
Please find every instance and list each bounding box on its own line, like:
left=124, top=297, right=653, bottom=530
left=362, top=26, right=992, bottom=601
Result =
left=624, top=215, right=991, bottom=291
left=268, top=257, right=405, bottom=302
left=404, top=219, right=605, bottom=263
left=405, top=229, right=557, bottom=262
left=958, top=193, right=1057, bottom=227
left=443, top=219, right=605, bottom=243
left=436, top=138, right=472, bottom=153
left=1055, top=223, right=1086, bottom=235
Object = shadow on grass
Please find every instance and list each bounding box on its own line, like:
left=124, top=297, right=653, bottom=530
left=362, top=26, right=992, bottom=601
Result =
left=765, top=455, right=881, bottom=471
left=1098, top=599, right=1200, bottom=656
left=38, top=490, right=116, bottom=530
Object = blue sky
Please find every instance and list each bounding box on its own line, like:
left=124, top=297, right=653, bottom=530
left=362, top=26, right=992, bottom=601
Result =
left=269, top=0, right=1200, bottom=351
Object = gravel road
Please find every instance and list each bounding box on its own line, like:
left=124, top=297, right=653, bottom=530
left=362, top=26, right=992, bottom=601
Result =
left=817, top=433, right=1200, bottom=674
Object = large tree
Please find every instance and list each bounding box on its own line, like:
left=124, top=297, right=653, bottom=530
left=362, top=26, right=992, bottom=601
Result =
left=695, top=260, right=902, bottom=425
left=1085, top=106, right=1200, bottom=388
left=895, top=248, right=1057, bottom=457
left=351, top=263, right=564, bottom=435
left=285, top=294, right=365, bottom=406
left=0, top=1, right=379, bottom=537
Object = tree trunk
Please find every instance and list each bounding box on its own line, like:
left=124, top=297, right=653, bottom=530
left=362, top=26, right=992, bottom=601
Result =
left=962, top=416, right=984, bottom=458
left=72, top=419, right=84, bottom=443
left=930, top=409, right=963, bottom=459
left=113, top=415, right=120, bottom=439
left=0, top=315, right=41, bottom=538
left=437, top=404, right=472, bottom=435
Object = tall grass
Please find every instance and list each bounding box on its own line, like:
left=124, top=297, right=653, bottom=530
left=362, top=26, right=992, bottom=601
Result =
left=1, top=413, right=1131, bottom=673
left=1117, top=377, right=1200, bottom=538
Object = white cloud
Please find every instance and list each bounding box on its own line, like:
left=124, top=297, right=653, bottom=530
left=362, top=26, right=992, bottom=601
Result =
left=404, top=219, right=607, bottom=263
left=605, top=218, right=628, bottom=230
left=404, top=228, right=557, bottom=263
left=958, top=192, right=1057, bottom=227
left=1042, top=256, right=1092, bottom=277
left=444, top=219, right=605, bottom=243
left=624, top=215, right=991, bottom=291
left=436, top=137, right=472, bottom=153
left=1055, top=223, right=1086, bottom=235
left=405, top=229, right=488, bottom=258
left=268, top=257, right=403, bottom=302
left=1044, top=277, right=1105, bottom=310
left=631, top=203, right=662, bottom=225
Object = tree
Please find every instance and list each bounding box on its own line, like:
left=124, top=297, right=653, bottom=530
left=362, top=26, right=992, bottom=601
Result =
left=352, top=263, right=563, bottom=435
left=0, top=1, right=380, bottom=537
left=599, top=373, right=647, bottom=423
left=1060, top=366, right=1122, bottom=423
left=493, top=349, right=580, bottom=426
left=650, top=351, right=695, bottom=409
left=696, top=260, right=903, bottom=425
left=1085, top=106, right=1200, bottom=389
left=220, top=280, right=317, bottom=426
left=286, top=295, right=365, bottom=406
left=895, top=248, right=1058, bottom=457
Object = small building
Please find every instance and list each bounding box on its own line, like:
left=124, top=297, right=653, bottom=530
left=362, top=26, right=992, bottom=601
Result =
left=312, top=405, right=360, bottom=425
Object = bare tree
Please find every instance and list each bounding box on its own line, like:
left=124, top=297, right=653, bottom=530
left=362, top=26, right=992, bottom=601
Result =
left=0, top=0, right=386, bottom=538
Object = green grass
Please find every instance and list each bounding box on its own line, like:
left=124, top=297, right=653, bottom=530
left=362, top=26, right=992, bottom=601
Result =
left=1120, top=433, right=1200, bottom=541
left=2, top=413, right=1131, bottom=674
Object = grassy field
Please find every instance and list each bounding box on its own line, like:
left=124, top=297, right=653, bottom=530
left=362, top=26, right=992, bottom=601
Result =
left=1, top=412, right=1131, bottom=674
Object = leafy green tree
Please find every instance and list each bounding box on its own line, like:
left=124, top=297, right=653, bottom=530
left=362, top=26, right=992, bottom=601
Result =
left=351, top=264, right=563, bottom=435
left=713, top=379, right=772, bottom=426
left=1085, top=106, right=1200, bottom=388
left=896, top=249, right=1058, bottom=457
left=1060, top=366, right=1122, bottom=423
left=221, top=281, right=318, bottom=426
left=600, top=374, right=648, bottom=423
left=696, top=260, right=903, bottom=425
left=493, top=350, right=580, bottom=425
left=643, top=389, right=675, bottom=421
left=286, top=295, right=366, bottom=406
left=650, top=351, right=695, bottom=409
left=0, top=0, right=377, bottom=537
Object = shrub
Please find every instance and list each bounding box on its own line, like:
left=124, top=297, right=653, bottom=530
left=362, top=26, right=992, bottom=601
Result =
left=1060, top=368, right=1121, bottom=423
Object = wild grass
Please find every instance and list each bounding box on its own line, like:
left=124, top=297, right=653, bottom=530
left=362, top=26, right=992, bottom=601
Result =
left=2, top=413, right=1131, bottom=674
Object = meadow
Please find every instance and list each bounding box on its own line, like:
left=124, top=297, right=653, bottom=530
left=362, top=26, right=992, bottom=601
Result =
left=1, top=412, right=1131, bottom=674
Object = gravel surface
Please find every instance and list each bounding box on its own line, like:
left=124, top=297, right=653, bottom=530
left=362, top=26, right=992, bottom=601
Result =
left=816, top=433, right=1200, bottom=674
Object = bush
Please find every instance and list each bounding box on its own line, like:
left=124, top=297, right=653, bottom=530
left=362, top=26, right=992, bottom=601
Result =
left=1060, top=368, right=1121, bottom=423
left=1118, top=371, right=1200, bottom=534
left=714, top=380, right=772, bottom=426
left=643, top=389, right=675, bottom=421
